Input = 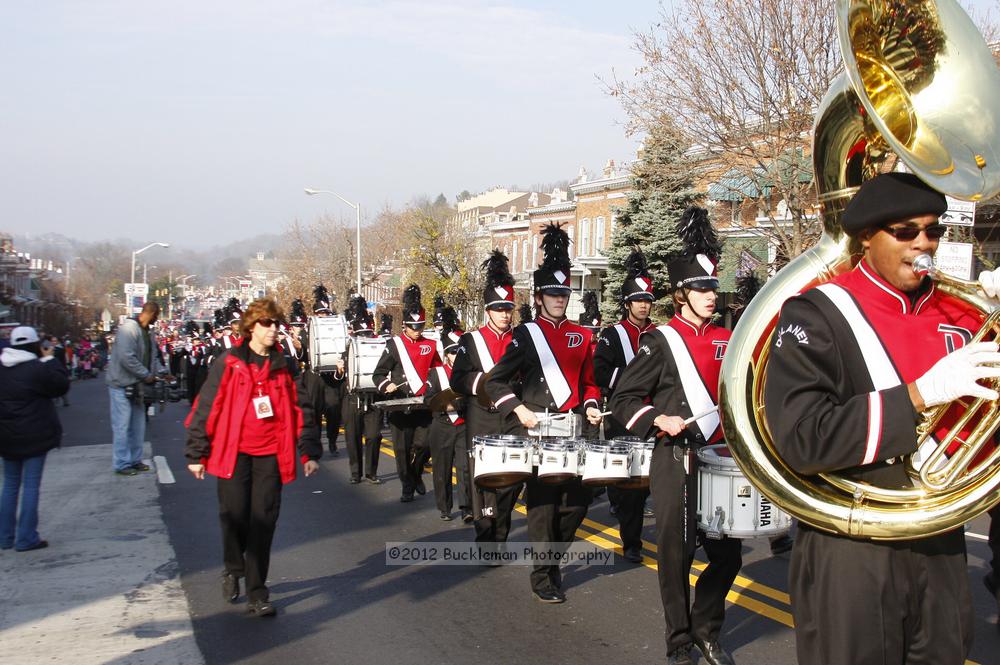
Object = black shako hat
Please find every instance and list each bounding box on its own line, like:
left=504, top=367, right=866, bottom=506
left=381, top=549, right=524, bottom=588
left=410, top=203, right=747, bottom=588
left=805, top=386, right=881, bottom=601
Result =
left=379, top=313, right=393, bottom=336
left=668, top=206, right=722, bottom=290
left=213, top=308, right=226, bottom=330
left=288, top=299, right=308, bottom=326
left=401, top=284, right=426, bottom=327
left=533, top=223, right=572, bottom=293
left=621, top=248, right=655, bottom=302
left=440, top=306, right=462, bottom=353
left=842, top=172, right=947, bottom=236
left=312, top=284, right=332, bottom=314
left=578, top=291, right=602, bottom=330
left=346, top=294, right=373, bottom=333
left=518, top=303, right=533, bottom=324
left=482, top=249, right=516, bottom=310
left=432, top=295, right=447, bottom=326
left=226, top=297, right=243, bottom=324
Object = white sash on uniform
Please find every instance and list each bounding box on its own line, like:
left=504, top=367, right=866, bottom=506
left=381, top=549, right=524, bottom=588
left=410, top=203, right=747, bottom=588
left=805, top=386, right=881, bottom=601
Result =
left=659, top=326, right=719, bottom=440
left=525, top=322, right=572, bottom=408
left=392, top=336, right=426, bottom=394
left=434, top=366, right=460, bottom=423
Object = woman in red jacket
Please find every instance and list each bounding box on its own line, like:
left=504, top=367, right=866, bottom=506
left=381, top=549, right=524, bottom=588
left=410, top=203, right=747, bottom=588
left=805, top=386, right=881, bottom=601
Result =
left=185, top=298, right=320, bottom=617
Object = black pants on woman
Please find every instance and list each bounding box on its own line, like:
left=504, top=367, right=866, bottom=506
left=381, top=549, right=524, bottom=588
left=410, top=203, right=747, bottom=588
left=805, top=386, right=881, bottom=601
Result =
left=218, top=453, right=283, bottom=603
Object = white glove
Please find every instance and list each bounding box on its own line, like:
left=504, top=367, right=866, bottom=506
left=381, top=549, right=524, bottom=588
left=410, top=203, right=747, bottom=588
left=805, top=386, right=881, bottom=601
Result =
left=914, top=342, right=1000, bottom=408
left=979, top=268, right=1000, bottom=299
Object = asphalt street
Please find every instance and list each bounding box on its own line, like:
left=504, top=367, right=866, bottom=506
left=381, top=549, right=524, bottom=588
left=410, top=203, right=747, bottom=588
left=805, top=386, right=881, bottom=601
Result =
left=38, top=378, right=1000, bottom=664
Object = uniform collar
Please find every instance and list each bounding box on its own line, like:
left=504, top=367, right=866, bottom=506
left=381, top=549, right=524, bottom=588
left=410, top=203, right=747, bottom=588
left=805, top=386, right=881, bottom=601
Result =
left=671, top=313, right=711, bottom=336
left=536, top=314, right=570, bottom=329
left=855, top=259, right=936, bottom=315
left=483, top=322, right=512, bottom=339
left=620, top=318, right=654, bottom=333
left=399, top=332, right=425, bottom=344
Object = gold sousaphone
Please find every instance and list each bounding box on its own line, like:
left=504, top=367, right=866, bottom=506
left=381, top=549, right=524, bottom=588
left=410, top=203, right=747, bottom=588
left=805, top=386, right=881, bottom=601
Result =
left=720, top=0, right=1000, bottom=540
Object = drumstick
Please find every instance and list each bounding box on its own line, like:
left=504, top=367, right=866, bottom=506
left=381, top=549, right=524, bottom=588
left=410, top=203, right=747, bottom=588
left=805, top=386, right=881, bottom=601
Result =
left=654, top=406, right=720, bottom=438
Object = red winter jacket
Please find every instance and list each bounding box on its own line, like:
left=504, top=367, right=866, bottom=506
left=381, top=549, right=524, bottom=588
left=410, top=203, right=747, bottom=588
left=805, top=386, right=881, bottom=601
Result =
left=185, top=343, right=320, bottom=484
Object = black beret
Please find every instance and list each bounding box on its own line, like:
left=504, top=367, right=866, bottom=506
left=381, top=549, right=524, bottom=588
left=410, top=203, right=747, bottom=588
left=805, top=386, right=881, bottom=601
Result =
left=842, top=172, right=947, bottom=236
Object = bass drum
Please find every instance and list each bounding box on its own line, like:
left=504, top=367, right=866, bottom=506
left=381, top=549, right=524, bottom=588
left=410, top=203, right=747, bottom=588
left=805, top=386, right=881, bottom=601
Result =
left=347, top=336, right=387, bottom=391
left=308, top=316, right=350, bottom=372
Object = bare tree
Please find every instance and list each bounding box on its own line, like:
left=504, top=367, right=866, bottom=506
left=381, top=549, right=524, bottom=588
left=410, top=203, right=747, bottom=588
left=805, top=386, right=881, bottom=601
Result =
left=610, top=0, right=840, bottom=262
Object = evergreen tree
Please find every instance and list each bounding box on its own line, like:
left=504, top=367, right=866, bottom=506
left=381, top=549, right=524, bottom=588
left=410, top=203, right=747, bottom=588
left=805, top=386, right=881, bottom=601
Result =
left=602, top=122, right=699, bottom=319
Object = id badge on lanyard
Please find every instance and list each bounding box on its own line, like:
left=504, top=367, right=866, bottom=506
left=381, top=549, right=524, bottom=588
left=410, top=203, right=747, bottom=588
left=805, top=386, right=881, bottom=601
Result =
left=252, top=382, right=274, bottom=419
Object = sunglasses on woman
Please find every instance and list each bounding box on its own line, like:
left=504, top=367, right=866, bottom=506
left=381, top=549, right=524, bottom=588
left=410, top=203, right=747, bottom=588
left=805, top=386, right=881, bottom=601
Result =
left=881, top=224, right=947, bottom=241
left=255, top=318, right=281, bottom=328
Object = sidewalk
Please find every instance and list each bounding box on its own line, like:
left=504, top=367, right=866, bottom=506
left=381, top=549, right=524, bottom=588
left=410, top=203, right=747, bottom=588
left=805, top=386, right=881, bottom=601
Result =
left=0, top=443, right=203, bottom=665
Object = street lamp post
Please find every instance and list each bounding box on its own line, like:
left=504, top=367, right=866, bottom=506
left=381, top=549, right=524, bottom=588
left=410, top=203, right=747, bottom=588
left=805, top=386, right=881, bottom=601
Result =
left=128, top=242, right=169, bottom=316
left=304, top=188, right=362, bottom=294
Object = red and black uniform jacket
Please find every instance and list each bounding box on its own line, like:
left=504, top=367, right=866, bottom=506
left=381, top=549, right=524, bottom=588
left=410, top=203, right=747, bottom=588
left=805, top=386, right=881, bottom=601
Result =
left=184, top=343, right=320, bottom=484
left=609, top=314, right=730, bottom=446
left=424, top=363, right=465, bottom=426
left=486, top=315, right=601, bottom=416
left=372, top=333, right=442, bottom=397
left=450, top=324, right=514, bottom=406
left=764, top=259, right=986, bottom=489
left=593, top=318, right=656, bottom=395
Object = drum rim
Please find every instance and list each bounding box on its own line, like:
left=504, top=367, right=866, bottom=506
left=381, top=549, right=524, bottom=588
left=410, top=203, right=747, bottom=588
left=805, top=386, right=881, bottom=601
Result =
left=586, top=441, right=631, bottom=453
left=474, top=435, right=532, bottom=447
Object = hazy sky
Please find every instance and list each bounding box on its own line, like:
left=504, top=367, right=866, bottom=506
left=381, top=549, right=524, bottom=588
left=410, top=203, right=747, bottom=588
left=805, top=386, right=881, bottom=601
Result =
left=2, top=0, right=996, bottom=247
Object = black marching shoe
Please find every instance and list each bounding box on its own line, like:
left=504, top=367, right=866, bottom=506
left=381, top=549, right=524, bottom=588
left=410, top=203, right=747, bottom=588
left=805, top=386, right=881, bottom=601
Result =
left=414, top=478, right=427, bottom=495
left=666, top=645, right=694, bottom=665
left=247, top=599, right=276, bottom=617
left=461, top=510, right=474, bottom=523
left=222, top=573, right=240, bottom=603
left=365, top=475, right=383, bottom=485
left=769, top=534, right=794, bottom=556
left=349, top=476, right=361, bottom=484
left=623, top=547, right=643, bottom=564
left=400, top=493, right=414, bottom=503
left=694, top=638, right=735, bottom=665
left=440, top=511, right=453, bottom=521
left=532, top=588, right=565, bottom=604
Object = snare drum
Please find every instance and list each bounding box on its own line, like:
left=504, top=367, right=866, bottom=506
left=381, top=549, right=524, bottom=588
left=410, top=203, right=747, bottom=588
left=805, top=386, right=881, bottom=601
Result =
left=308, top=316, right=350, bottom=371
left=581, top=440, right=630, bottom=487
left=347, top=336, right=387, bottom=391
left=696, top=444, right=791, bottom=539
left=537, top=439, right=582, bottom=485
left=527, top=412, right=582, bottom=439
left=616, top=437, right=655, bottom=490
left=378, top=397, right=426, bottom=413
left=473, top=436, right=534, bottom=489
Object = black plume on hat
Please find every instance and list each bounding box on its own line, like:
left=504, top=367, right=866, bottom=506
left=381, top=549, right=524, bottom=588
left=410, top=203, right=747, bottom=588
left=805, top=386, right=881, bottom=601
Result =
left=669, top=206, right=721, bottom=290
left=841, top=172, right=947, bottom=236
left=518, top=303, right=534, bottom=324
left=433, top=295, right=447, bottom=325
left=184, top=320, right=198, bottom=336
left=534, top=223, right=573, bottom=292
left=622, top=247, right=655, bottom=302
left=312, top=284, right=332, bottom=313
left=213, top=308, right=226, bottom=329
left=733, top=272, right=763, bottom=324
left=289, top=298, right=308, bottom=325
left=380, top=313, right=393, bottom=336
left=402, top=284, right=426, bottom=326
left=225, top=297, right=243, bottom=324
left=440, top=306, right=462, bottom=352
left=346, top=294, right=373, bottom=332
left=482, top=249, right=516, bottom=309
left=203, top=321, right=214, bottom=336
left=579, top=291, right=602, bottom=329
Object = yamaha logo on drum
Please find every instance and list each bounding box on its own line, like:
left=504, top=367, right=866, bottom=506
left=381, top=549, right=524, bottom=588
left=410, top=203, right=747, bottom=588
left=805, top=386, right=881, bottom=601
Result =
left=759, top=495, right=773, bottom=527
left=565, top=332, right=584, bottom=348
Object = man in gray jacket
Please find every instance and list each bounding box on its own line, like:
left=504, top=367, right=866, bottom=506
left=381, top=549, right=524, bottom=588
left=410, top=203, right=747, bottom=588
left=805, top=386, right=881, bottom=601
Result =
left=107, top=302, right=165, bottom=475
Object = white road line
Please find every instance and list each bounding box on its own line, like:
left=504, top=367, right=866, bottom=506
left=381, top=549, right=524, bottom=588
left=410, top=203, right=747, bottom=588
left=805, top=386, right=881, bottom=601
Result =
left=153, top=455, right=176, bottom=484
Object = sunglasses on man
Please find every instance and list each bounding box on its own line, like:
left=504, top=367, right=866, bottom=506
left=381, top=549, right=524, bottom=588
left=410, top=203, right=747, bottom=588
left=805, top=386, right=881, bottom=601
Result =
left=881, top=223, right=947, bottom=241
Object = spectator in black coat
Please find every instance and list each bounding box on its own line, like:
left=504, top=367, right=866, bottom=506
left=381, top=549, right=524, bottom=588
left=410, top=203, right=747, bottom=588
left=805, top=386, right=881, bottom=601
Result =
left=0, top=326, right=70, bottom=551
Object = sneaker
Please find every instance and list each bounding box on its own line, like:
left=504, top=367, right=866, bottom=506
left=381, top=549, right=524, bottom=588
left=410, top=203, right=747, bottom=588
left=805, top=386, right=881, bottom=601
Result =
left=247, top=599, right=276, bottom=617
left=461, top=510, right=474, bottom=523
left=114, top=467, right=140, bottom=476
left=364, top=475, right=383, bottom=485
left=349, top=476, right=361, bottom=485
left=16, top=540, right=48, bottom=552
left=440, top=511, right=453, bottom=521
left=131, top=462, right=151, bottom=472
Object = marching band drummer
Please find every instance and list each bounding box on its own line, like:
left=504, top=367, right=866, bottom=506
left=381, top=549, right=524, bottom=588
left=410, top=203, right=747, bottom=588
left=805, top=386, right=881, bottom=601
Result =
left=763, top=173, right=1000, bottom=665
left=609, top=208, right=739, bottom=665
left=372, top=284, right=441, bottom=503
left=302, top=285, right=344, bottom=458
left=593, top=248, right=656, bottom=564
left=485, top=223, right=603, bottom=604
left=423, top=307, right=466, bottom=521
left=451, top=250, right=520, bottom=530
left=341, top=295, right=383, bottom=484
left=282, top=299, right=308, bottom=363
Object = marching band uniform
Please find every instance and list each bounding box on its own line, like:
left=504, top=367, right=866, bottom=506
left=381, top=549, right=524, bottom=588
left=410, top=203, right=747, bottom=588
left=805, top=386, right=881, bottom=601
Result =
left=593, top=250, right=656, bottom=563
left=423, top=311, right=465, bottom=520
left=577, top=292, right=604, bottom=441
left=451, top=251, right=520, bottom=529
left=610, top=208, right=739, bottom=665
left=486, top=224, right=602, bottom=603
left=341, top=295, right=382, bottom=483
left=372, top=285, right=441, bottom=502
left=304, top=286, right=343, bottom=457
left=764, top=174, right=982, bottom=664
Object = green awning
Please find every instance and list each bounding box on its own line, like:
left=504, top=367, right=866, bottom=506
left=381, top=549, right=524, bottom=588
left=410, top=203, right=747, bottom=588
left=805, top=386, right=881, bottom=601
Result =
left=707, top=167, right=768, bottom=202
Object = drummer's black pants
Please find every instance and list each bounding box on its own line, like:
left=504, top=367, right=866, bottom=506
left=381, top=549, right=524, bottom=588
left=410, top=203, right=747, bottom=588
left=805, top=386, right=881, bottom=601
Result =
left=342, top=396, right=382, bottom=479
left=467, top=405, right=522, bottom=543
left=429, top=416, right=464, bottom=513
left=605, top=416, right=649, bottom=553
left=790, top=525, right=971, bottom=665
left=321, top=383, right=342, bottom=454
left=525, top=476, right=592, bottom=593
left=388, top=410, right=431, bottom=496
left=650, top=441, right=741, bottom=655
